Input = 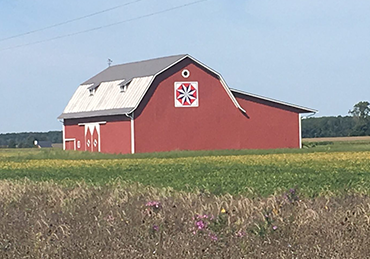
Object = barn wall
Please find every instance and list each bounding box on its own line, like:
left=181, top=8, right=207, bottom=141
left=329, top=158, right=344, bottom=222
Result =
left=64, top=115, right=131, bottom=154
left=100, top=119, right=131, bottom=154
left=134, top=59, right=300, bottom=153
left=234, top=94, right=300, bottom=149
left=64, top=123, right=84, bottom=151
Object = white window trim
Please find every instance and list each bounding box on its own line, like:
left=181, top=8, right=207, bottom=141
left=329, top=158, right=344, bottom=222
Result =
left=64, top=138, right=76, bottom=151
left=182, top=69, right=190, bottom=78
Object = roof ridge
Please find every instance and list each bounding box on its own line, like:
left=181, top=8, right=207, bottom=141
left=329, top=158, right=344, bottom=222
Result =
left=82, top=54, right=188, bottom=86
left=109, top=54, right=187, bottom=68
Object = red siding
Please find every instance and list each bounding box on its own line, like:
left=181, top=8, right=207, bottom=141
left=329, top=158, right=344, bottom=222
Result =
left=64, top=116, right=131, bottom=154
left=65, top=139, right=75, bottom=150
left=235, top=95, right=300, bottom=149
left=64, top=124, right=84, bottom=151
left=134, top=60, right=300, bottom=153
left=100, top=119, right=131, bottom=154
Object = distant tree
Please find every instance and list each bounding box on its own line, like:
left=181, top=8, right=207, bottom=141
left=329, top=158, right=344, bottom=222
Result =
left=349, top=101, right=370, bottom=119
left=301, top=116, right=355, bottom=138
left=0, top=131, right=62, bottom=149
left=8, top=139, right=16, bottom=148
left=18, top=142, right=26, bottom=148
left=348, top=101, right=370, bottom=136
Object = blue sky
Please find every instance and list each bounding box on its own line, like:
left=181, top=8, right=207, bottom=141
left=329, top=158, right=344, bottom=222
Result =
left=1, top=0, right=370, bottom=133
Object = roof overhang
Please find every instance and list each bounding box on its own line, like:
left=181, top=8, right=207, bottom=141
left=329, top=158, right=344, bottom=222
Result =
left=58, top=108, right=134, bottom=120
left=231, top=89, right=317, bottom=114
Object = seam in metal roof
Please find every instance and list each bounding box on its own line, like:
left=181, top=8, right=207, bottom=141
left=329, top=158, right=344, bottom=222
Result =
left=231, top=88, right=317, bottom=114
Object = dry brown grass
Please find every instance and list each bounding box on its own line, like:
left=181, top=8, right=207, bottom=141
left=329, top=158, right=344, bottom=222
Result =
left=0, top=181, right=369, bottom=258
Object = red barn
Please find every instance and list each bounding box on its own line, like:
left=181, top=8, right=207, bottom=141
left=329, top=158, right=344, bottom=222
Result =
left=58, top=55, right=316, bottom=154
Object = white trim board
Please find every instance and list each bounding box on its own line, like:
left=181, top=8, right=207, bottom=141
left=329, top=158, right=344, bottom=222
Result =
left=64, top=138, right=76, bottom=150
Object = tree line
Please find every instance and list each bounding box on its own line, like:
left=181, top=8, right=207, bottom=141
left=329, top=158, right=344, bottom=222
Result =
left=0, top=131, right=62, bottom=148
left=302, top=101, right=370, bottom=138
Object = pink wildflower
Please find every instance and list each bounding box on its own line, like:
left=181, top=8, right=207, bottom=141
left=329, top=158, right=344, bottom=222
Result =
left=236, top=230, right=246, bottom=238
left=209, top=233, right=218, bottom=241
left=196, top=220, right=207, bottom=230
left=145, top=201, right=162, bottom=209
left=106, top=214, right=115, bottom=222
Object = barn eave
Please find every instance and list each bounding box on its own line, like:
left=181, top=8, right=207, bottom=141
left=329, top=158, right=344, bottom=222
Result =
left=231, top=88, right=317, bottom=114
left=57, top=108, right=134, bottom=120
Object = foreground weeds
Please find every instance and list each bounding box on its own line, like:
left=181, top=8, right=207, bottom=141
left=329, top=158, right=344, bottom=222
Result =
left=0, top=181, right=369, bottom=258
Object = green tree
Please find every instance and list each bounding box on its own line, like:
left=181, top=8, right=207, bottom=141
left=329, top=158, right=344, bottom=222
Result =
left=349, top=101, right=370, bottom=119
left=301, top=116, right=355, bottom=138
left=8, top=139, right=16, bottom=148
left=349, top=101, right=370, bottom=136
left=0, top=131, right=62, bottom=149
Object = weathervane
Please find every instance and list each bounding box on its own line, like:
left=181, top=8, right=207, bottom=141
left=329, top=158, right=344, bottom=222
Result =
left=108, top=58, right=113, bottom=67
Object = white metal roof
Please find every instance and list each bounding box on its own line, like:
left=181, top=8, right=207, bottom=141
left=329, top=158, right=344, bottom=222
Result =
left=59, top=76, right=153, bottom=119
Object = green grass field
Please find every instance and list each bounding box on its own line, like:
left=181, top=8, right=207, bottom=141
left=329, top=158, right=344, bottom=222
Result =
left=0, top=139, right=369, bottom=197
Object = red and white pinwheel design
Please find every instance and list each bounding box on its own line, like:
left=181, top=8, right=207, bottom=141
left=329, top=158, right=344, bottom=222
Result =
left=174, top=82, right=199, bottom=107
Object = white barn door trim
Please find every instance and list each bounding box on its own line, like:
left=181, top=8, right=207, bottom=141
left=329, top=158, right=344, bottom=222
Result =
left=79, top=121, right=106, bottom=152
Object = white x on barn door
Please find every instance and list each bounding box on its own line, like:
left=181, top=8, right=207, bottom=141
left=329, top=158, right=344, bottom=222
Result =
left=84, top=123, right=101, bottom=152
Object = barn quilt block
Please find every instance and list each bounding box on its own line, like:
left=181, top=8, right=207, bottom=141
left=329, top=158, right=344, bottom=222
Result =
left=174, top=82, right=199, bottom=107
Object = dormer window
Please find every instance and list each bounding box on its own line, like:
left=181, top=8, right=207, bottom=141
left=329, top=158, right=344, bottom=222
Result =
left=119, top=79, right=128, bottom=93
left=120, top=84, right=128, bottom=93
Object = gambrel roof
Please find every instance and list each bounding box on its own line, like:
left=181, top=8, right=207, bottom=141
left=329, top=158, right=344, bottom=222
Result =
left=58, top=54, right=316, bottom=120
left=58, top=54, right=245, bottom=119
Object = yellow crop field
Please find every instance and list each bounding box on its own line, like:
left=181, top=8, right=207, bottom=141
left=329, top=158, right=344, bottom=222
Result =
left=0, top=149, right=369, bottom=197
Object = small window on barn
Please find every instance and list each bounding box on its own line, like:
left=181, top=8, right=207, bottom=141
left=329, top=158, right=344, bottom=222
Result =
left=89, top=88, right=95, bottom=96
left=182, top=69, right=190, bottom=78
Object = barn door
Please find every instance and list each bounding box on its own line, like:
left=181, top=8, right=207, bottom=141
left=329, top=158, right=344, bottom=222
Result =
left=85, top=127, right=92, bottom=151
left=65, top=139, right=75, bottom=150
left=92, top=127, right=99, bottom=152
left=84, top=123, right=100, bottom=152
